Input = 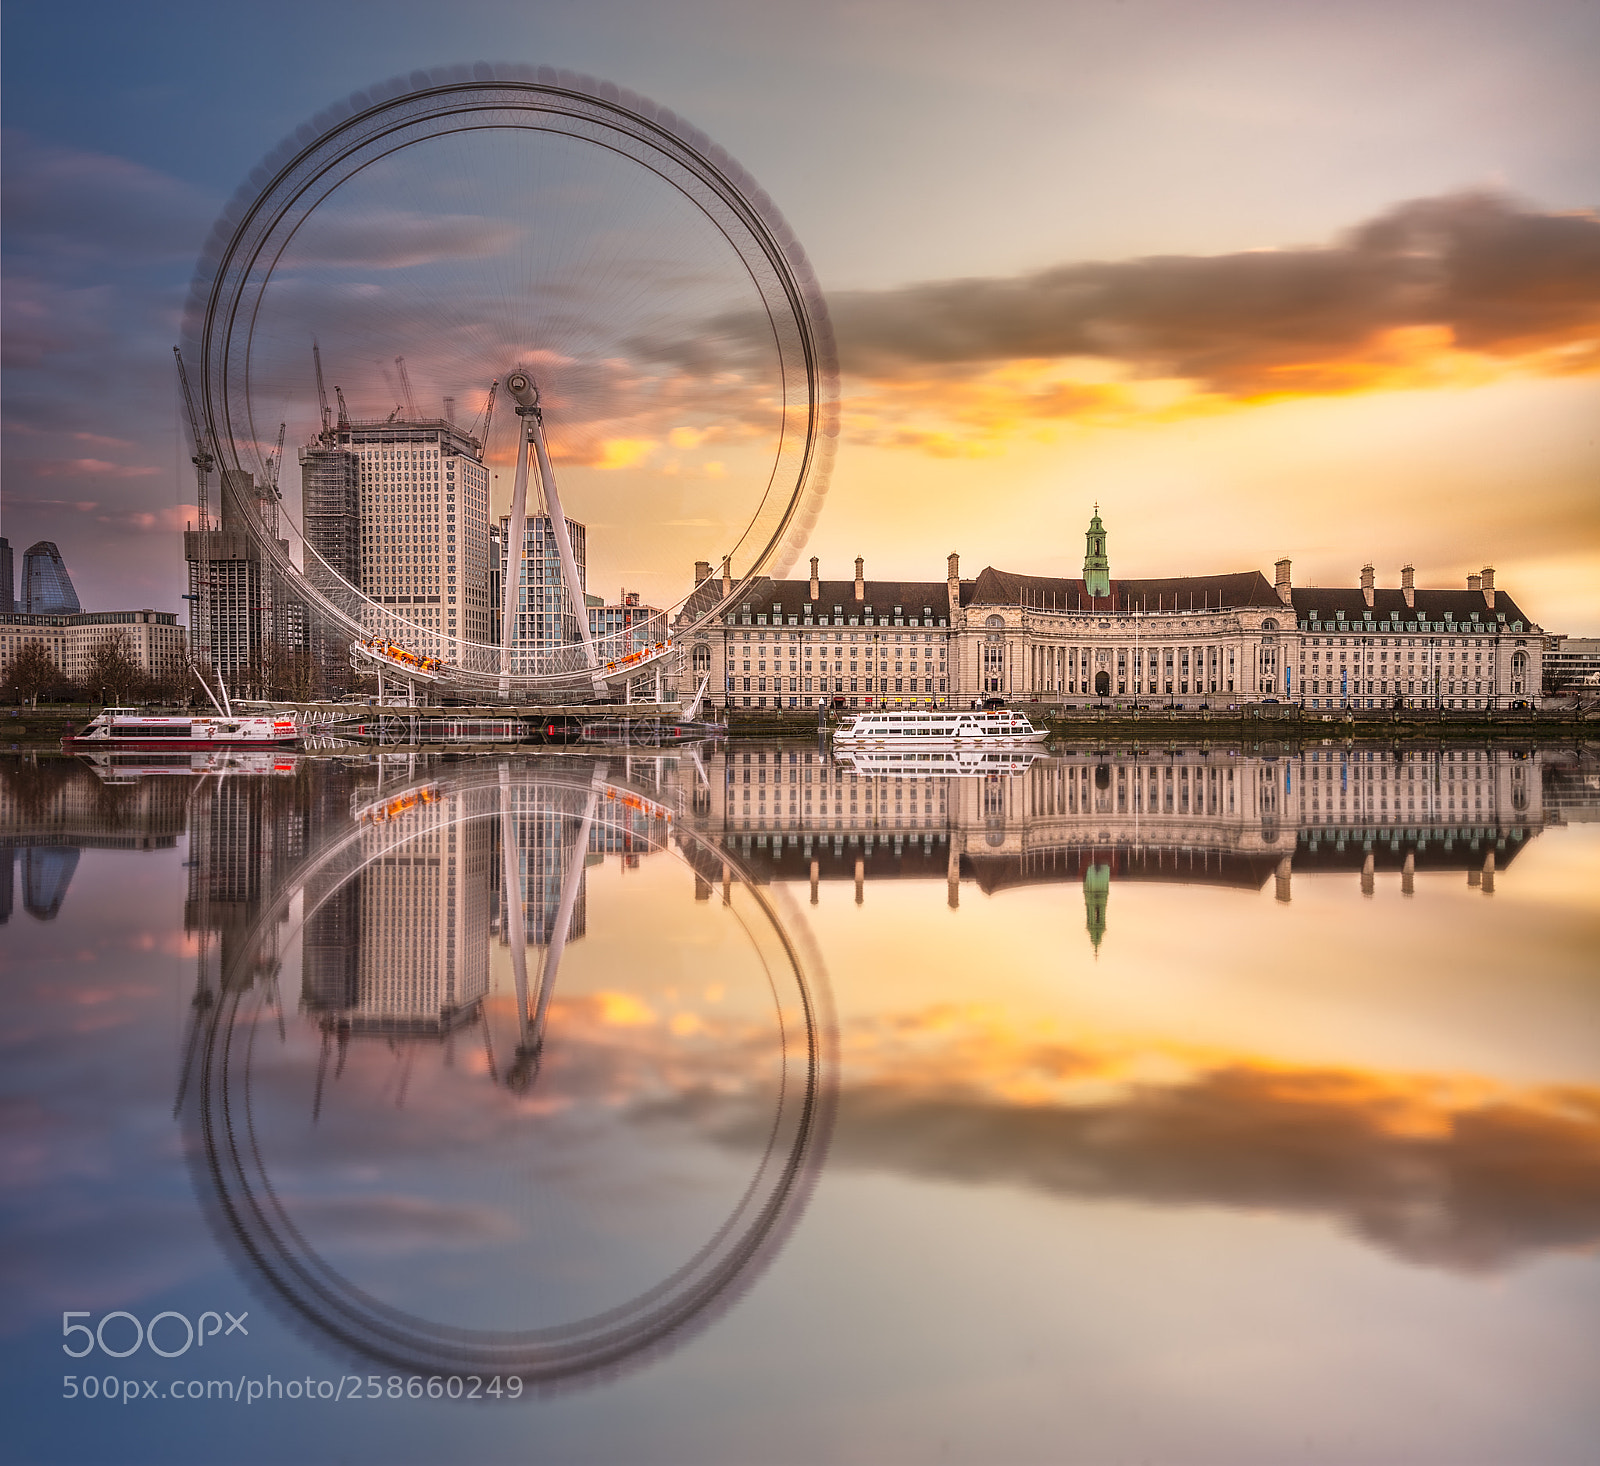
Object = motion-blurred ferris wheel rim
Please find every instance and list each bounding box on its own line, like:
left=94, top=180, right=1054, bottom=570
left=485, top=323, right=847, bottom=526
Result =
left=182, top=62, right=839, bottom=680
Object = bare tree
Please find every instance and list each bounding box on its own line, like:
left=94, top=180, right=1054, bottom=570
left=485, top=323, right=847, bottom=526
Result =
left=4, top=639, right=65, bottom=708
left=242, top=640, right=323, bottom=702
left=83, top=630, right=144, bottom=706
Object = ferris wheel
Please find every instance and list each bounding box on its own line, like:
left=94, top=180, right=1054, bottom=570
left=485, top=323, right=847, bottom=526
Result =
left=183, top=63, right=837, bottom=699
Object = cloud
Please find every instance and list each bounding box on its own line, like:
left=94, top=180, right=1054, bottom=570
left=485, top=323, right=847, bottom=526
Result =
left=0, top=130, right=214, bottom=267
left=32, top=458, right=159, bottom=480
left=826, top=191, right=1600, bottom=450
left=277, top=211, right=520, bottom=270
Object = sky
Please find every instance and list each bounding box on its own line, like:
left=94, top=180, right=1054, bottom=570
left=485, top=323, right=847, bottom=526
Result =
left=2, top=0, right=1597, bottom=631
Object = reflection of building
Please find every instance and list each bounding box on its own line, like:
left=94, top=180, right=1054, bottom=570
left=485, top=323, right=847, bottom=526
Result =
left=677, top=513, right=1546, bottom=713
left=0, top=757, right=189, bottom=919
left=302, top=784, right=492, bottom=1037
left=677, top=741, right=1587, bottom=948
left=495, top=782, right=587, bottom=949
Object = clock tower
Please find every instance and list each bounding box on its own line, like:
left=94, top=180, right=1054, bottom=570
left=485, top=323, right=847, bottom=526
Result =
left=1083, top=506, right=1110, bottom=599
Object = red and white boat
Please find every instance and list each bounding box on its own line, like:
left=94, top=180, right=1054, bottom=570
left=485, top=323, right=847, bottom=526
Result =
left=63, top=706, right=300, bottom=750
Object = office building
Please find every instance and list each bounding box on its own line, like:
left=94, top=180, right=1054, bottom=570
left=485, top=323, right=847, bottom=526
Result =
left=0, top=609, right=186, bottom=689
left=20, top=541, right=80, bottom=614
left=495, top=513, right=587, bottom=661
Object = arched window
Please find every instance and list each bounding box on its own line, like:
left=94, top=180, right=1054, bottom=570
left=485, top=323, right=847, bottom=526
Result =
left=1261, top=618, right=1279, bottom=632
left=984, top=614, right=1004, bottom=629
left=692, top=641, right=711, bottom=673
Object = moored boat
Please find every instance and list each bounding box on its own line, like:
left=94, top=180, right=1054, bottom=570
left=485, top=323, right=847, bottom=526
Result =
left=833, top=708, right=1048, bottom=746
left=62, top=707, right=300, bottom=750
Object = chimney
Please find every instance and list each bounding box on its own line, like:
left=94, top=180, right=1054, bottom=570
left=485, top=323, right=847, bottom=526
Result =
left=694, top=559, right=712, bottom=586
left=1480, top=566, right=1495, bottom=609
left=1361, top=564, right=1375, bottom=608
left=809, top=556, right=820, bottom=600
left=1273, top=558, right=1292, bottom=607
left=1467, top=572, right=1482, bottom=594
left=1401, top=563, right=1415, bottom=609
left=721, top=555, right=731, bottom=596
left=947, top=552, right=961, bottom=620
left=854, top=556, right=865, bottom=601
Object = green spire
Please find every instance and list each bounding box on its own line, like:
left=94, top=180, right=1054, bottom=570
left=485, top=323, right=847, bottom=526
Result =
left=1083, top=504, right=1110, bottom=599
left=1083, top=862, right=1109, bottom=952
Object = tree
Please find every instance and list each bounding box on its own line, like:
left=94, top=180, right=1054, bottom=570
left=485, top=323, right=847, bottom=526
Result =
left=83, top=630, right=144, bottom=706
left=241, top=640, right=323, bottom=702
left=3, top=639, right=64, bottom=708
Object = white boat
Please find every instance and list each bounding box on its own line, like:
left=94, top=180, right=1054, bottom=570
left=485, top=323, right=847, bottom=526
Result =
left=833, top=708, right=1048, bottom=746
left=838, top=747, right=1042, bottom=777
left=63, top=707, right=300, bottom=750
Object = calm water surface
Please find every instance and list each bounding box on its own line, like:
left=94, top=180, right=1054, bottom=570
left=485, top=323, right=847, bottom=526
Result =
left=2, top=741, right=1597, bottom=1465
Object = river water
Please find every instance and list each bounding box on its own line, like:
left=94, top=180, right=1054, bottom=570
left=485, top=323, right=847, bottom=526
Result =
left=3, top=740, right=1597, bottom=1465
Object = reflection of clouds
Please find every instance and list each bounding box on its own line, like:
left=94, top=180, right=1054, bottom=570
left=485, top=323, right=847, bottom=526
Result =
left=281, top=1194, right=520, bottom=1254
left=503, top=1001, right=1600, bottom=1275
left=822, top=1010, right=1600, bottom=1273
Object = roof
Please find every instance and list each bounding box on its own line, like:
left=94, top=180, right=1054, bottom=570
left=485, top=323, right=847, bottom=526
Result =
left=677, top=575, right=960, bottom=628
left=966, top=567, right=1280, bottom=612
left=1288, top=586, right=1536, bottom=629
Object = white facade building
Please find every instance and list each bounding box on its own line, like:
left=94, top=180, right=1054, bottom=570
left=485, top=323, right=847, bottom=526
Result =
left=0, top=609, right=186, bottom=689
left=300, top=417, right=494, bottom=657
left=677, top=514, right=1546, bottom=713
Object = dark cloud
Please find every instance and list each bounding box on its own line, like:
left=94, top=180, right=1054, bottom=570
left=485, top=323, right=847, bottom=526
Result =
left=822, top=1066, right=1600, bottom=1273
left=828, top=192, right=1600, bottom=395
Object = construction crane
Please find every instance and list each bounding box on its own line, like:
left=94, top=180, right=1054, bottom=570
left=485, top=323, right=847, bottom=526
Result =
left=312, top=341, right=333, bottom=443
left=395, top=356, right=420, bottom=421
left=334, top=386, right=350, bottom=430
left=173, top=346, right=214, bottom=670
left=251, top=421, right=287, bottom=541
left=474, top=378, right=499, bottom=450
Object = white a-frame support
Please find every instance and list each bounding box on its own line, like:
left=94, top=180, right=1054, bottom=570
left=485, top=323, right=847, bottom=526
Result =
left=499, top=379, right=602, bottom=696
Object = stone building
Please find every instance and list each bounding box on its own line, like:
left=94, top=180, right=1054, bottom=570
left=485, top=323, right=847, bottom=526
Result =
left=0, top=608, right=186, bottom=690
left=677, top=511, right=1545, bottom=713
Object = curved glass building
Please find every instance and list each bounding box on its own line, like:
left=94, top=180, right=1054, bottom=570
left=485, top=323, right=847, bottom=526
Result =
left=21, top=541, right=80, bottom=614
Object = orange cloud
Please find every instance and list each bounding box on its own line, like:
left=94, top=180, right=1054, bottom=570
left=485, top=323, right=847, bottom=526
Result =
left=829, top=192, right=1600, bottom=455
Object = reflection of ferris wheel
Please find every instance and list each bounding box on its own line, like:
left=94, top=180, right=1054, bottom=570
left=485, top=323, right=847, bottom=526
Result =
left=181, top=759, right=835, bottom=1386
left=183, top=63, right=837, bottom=698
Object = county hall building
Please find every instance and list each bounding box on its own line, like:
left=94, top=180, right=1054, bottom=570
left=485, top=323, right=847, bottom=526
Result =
left=680, top=511, right=1544, bottom=713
